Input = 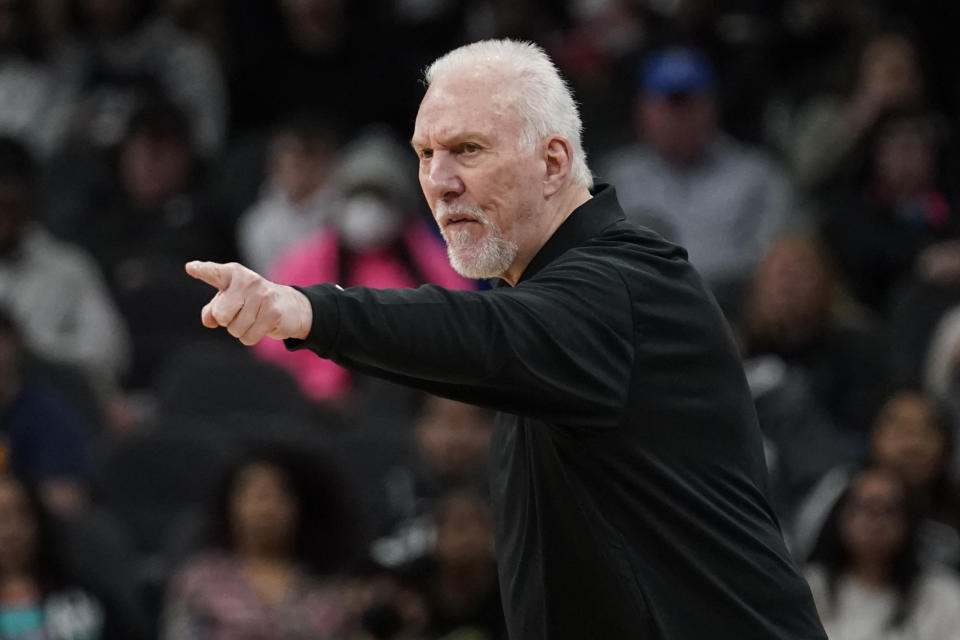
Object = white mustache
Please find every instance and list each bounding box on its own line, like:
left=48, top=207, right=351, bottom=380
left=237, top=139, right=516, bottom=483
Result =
left=435, top=202, right=489, bottom=227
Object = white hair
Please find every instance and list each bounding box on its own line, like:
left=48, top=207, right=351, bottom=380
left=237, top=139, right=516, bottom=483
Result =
left=424, top=39, right=594, bottom=189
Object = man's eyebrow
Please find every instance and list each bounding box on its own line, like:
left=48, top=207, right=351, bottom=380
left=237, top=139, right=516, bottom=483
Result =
left=410, top=131, right=487, bottom=151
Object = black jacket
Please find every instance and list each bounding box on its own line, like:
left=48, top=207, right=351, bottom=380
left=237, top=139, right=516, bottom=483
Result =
left=288, top=185, right=827, bottom=639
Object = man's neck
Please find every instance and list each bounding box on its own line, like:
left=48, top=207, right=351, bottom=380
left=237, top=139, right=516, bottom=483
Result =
left=500, top=185, right=592, bottom=286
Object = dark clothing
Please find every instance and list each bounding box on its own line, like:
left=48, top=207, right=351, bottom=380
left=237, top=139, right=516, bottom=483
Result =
left=0, top=380, right=91, bottom=482
left=822, top=186, right=960, bottom=312
left=746, top=324, right=888, bottom=437
left=403, top=556, right=506, bottom=640
left=223, top=0, right=414, bottom=137
left=287, top=185, right=826, bottom=639
left=45, top=156, right=231, bottom=387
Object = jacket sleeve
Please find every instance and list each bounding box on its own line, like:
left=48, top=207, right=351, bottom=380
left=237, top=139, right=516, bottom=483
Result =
left=285, top=255, right=635, bottom=427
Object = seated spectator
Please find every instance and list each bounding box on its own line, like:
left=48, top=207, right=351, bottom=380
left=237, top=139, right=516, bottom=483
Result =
left=371, top=396, right=493, bottom=566
left=254, top=131, right=473, bottom=405
left=0, top=308, right=91, bottom=515
left=361, top=490, right=504, bottom=640
left=54, top=0, right=226, bottom=156
left=162, top=448, right=358, bottom=639
left=789, top=27, right=927, bottom=194
left=737, top=237, right=874, bottom=522
left=744, top=358, right=857, bottom=529
left=51, top=101, right=225, bottom=387
left=0, top=473, right=145, bottom=639
left=61, top=100, right=219, bottom=269
left=821, top=108, right=960, bottom=313
left=0, top=0, right=73, bottom=158
left=871, top=389, right=960, bottom=567
left=404, top=490, right=504, bottom=640
left=793, top=388, right=960, bottom=567
left=413, top=398, right=492, bottom=494
left=0, top=136, right=130, bottom=392
left=739, top=235, right=887, bottom=436
left=600, top=46, right=794, bottom=311
left=236, top=113, right=342, bottom=275
left=805, top=467, right=960, bottom=640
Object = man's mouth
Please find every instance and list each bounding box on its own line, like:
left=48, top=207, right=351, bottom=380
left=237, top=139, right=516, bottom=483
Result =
left=441, top=213, right=482, bottom=229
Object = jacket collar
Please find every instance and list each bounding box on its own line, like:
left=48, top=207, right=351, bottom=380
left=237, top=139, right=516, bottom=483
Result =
left=512, top=184, right=624, bottom=285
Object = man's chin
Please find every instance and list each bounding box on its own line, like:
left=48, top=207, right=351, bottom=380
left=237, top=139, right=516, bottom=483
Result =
left=443, top=231, right=517, bottom=279
left=447, top=248, right=497, bottom=279
left=450, top=256, right=494, bottom=279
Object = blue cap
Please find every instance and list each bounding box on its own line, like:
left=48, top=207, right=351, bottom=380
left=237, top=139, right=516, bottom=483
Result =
left=639, top=47, right=715, bottom=96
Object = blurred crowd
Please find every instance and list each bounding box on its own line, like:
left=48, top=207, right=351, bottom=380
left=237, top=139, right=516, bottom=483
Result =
left=3, top=0, right=960, bottom=638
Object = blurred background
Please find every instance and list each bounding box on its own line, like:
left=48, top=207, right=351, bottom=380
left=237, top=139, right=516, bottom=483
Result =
left=3, top=0, right=960, bottom=638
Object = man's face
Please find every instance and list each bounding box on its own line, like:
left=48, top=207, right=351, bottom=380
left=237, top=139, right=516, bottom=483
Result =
left=412, top=71, right=545, bottom=279
left=268, top=133, right=334, bottom=204
left=749, top=237, right=831, bottom=344
left=119, top=130, right=193, bottom=211
left=416, top=397, right=491, bottom=479
left=638, top=92, right=717, bottom=165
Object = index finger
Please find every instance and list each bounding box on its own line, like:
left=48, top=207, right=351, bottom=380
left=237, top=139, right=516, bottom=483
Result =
left=185, top=260, right=230, bottom=290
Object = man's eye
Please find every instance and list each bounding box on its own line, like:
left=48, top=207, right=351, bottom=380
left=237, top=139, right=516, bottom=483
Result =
left=418, top=149, right=433, bottom=159
left=461, top=143, right=480, bottom=154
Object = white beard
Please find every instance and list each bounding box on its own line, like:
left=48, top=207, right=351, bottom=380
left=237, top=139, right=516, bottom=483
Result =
left=436, top=202, right=518, bottom=279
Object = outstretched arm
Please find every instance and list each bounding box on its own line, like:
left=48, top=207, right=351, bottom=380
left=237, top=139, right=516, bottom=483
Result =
left=186, top=258, right=635, bottom=426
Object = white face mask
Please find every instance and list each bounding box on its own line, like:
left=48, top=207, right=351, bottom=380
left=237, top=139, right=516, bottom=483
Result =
left=337, top=194, right=403, bottom=251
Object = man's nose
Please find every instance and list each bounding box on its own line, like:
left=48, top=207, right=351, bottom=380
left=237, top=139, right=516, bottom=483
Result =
left=423, top=151, right=465, bottom=201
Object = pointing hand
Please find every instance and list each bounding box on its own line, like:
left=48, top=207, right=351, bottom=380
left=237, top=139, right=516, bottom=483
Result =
left=185, top=261, right=313, bottom=345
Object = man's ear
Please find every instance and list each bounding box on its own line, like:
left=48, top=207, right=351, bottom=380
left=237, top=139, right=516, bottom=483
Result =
left=543, top=135, right=573, bottom=197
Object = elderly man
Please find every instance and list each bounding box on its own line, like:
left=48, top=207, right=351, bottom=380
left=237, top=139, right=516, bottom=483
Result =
left=187, top=40, right=826, bottom=639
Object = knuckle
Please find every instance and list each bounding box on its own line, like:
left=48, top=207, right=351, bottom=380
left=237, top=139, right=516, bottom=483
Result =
left=264, top=287, right=280, bottom=309
left=240, top=325, right=263, bottom=345
left=267, top=302, right=282, bottom=324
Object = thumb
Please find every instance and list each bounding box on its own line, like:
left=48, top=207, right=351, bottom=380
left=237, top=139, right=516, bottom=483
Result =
left=186, top=260, right=231, bottom=290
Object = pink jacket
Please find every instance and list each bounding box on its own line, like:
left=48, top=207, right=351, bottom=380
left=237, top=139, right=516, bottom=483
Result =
left=254, top=221, right=473, bottom=401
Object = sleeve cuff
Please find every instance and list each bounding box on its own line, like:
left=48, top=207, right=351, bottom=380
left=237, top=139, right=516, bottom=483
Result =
left=282, top=283, right=342, bottom=356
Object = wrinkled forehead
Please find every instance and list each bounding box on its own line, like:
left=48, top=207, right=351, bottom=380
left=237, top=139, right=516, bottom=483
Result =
left=413, top=70, right=522, bottom=141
